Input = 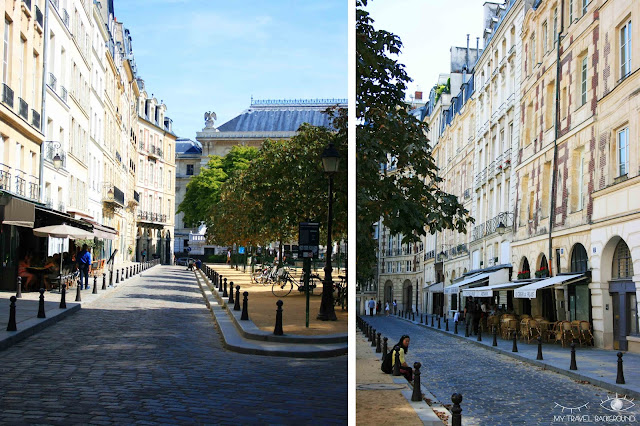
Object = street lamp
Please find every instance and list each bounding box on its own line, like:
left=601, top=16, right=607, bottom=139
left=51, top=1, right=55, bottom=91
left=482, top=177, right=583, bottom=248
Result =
left=52, top=153, right=62, bottom=170
left=496, top=222, right=507, bottom=235
left=107, top=188, right=114, bottom=200
left=317, top=143, right=340, bottom=321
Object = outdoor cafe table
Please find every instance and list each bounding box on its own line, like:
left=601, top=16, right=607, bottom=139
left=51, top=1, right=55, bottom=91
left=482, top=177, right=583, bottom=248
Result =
left=26, top=266, right=50, bottom=291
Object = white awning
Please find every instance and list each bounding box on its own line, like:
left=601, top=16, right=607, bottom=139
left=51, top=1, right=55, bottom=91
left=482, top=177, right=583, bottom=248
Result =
left=514, top=274, right=585, bottom=299
left=444, top=273, right=490, bottom=294
left=462, top=282, right=528, bottom=298
left=427, top=282, right=443, bottom=293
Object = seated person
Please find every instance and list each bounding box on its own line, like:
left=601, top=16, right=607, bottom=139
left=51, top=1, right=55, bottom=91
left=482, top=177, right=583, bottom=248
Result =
left=44, top=254, right=61, bottom=290
left=195, top=259, right=202, bottom=270
left=392, top=335, right=413, bottom=382
left=17, top=252, right=37, bottom=291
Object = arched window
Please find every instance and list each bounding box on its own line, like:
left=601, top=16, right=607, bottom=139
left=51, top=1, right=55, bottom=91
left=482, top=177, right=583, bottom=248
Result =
left=613, top=240, right=634, bottom=279
left=570, top=244, right=588, bottom=273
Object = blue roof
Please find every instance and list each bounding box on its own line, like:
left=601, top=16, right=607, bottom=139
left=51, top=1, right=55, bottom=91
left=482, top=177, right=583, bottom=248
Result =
left=217, top=99, right=347, bottom=132
left=176, top=138, right=202, bottom=154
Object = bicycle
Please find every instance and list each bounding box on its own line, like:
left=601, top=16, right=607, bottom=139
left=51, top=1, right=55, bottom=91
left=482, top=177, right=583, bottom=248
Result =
left=272, top=269, right=322, bottom=297
left=334, top=275, right=347, bottom=308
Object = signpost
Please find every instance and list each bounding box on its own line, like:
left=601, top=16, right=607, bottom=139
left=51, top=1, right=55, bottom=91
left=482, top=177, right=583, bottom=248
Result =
left=299, top=222, right=320, bottom=328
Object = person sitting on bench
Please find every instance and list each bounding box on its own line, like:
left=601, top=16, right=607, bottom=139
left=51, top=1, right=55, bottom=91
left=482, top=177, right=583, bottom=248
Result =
left=392, top=335, right=413, bottom=382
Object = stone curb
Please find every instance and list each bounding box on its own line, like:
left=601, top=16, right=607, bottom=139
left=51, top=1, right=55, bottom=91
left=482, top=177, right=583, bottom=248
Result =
left=195, top=272, right=347, bottom=358
left=394, top=315, right=640, bottom=401
left=0, top=263, right=154, bottom=352
left=198, top=269, right=347, bottom=344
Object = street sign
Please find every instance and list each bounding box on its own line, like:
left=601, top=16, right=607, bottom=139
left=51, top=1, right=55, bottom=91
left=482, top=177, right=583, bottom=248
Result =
left=298, top=222, right=319, bottom=259
left=239, top=247, right=245, bottom=254
left=186, top=247, right=192, bottom=252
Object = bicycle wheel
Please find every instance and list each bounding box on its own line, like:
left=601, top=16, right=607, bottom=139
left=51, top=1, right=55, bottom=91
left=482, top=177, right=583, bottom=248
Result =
left=272, top=278, right=293, bottom=297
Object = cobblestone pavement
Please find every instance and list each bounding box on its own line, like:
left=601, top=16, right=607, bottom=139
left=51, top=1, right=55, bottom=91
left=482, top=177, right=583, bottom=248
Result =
left=365, top=316, right=639, bottom=425
left=0, top=266, right=347, bottom=425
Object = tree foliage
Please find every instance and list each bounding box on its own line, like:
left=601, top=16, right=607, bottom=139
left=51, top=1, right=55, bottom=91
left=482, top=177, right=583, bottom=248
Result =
left=356, top=0, right=473, bottom=283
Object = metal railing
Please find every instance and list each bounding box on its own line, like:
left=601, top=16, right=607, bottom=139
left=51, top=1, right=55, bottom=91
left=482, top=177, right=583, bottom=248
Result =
left=14, top=175, right=25, bottom=197
left=503, top=148, right=512, bottom=168
left=31, top=109, right=40, bottom=128
left=137, top=211, right=167, bottom=223
left=58, top=202, right=65, bottom=212
left=18, top=98, right=28, bottom=119
left=48, top=73, right=57, bottom=91
left=0, top=168, right=11, bottom=191
left=61, top=86, right=67, bottom=103
left=2, top=83, right=14, bottom=108
left=44, top=143, right=66, bottom=169
left=472, top=212, right=514, bottom=241
left=45, top=198, right=53, bottom=209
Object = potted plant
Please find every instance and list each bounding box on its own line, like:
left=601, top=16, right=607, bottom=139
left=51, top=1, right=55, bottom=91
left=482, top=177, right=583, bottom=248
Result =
left=505, top=159, right=511, bottom=165
left=517, top=270, right=530, bottom=279
left=535, top=266, right=548, bottom=278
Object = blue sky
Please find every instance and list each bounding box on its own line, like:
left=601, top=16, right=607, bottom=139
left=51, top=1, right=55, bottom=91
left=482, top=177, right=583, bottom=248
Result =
left=115, top=0, right=348, bottom=140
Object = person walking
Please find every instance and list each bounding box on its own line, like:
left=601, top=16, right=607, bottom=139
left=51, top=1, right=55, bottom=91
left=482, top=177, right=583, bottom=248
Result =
left=141, top=248, right=147, bottom=262
left=376, top=300, right=381, bottom=315
left=393, top=299, right=397, bottom=315
left=368, top=298, right=375, bottom=316
left=77, top=244, right=92, bottom=290
left=385, top=302, right=390, bottom=316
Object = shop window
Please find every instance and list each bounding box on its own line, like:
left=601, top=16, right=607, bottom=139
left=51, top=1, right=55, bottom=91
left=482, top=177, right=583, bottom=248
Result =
left=613, top=240, right=633, bottom=279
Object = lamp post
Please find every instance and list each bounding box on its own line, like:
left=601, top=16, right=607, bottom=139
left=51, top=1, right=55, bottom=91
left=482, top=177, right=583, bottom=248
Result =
left=317, top=142, right=339, bottom=321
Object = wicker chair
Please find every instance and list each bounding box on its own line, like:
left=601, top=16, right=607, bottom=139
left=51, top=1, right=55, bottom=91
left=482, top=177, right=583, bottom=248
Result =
left=506, top=319, right=519, bottom=340
left=579, top=321, right=594, bottom=346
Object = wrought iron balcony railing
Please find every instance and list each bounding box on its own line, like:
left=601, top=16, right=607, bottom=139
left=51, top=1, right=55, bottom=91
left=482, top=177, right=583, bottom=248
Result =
left=2, top=84, right=14, bottom=108
left=18, top=98, right=28, bottom=120
left=31, top=109, right=40, bottom=128
left=48, top=73, right=57, bottom=91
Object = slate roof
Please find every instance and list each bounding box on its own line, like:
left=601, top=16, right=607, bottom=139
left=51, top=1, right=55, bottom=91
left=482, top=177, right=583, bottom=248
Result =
left=216, top=99, right=347, bottom=133
left=175, top=138, right=202, bottom=155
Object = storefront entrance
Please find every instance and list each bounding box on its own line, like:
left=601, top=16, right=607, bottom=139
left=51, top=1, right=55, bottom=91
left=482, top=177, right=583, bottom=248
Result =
left=610, top=281, right=638, bottom=351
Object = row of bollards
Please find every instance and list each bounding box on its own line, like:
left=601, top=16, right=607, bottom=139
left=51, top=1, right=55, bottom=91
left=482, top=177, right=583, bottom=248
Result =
left=357, top=315, right=464, bottom=425
left=390, top=308, right=630, bottom=389
left=206, top=267, right=249, bottom=322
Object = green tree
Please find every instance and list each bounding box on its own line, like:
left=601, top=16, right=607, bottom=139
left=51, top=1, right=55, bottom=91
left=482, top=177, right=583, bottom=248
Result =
left=356, top=0, right=473, bottom=283
left=177, top=146, right=258, bottom=229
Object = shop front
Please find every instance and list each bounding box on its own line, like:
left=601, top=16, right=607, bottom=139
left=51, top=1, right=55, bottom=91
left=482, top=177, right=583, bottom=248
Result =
left=0, top=195, right=36, bottom=290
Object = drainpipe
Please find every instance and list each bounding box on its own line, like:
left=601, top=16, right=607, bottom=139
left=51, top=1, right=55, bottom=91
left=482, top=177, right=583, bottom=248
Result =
left=39, top=0, right=50, bottom=204
left=549, top=1, right=565, bottom=278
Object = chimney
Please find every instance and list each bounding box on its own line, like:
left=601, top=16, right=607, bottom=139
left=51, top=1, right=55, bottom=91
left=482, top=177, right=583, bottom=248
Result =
left=415, top=91, right=423, bottom=101
left=466, top=34, right=470, bottom=69
left=476, top=37, right=480, bottom=62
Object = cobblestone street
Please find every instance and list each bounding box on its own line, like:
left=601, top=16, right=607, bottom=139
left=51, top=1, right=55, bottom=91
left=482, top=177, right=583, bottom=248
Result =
left=365, top=316, right=638, bottom=425
left=0, top=266, right=347, bottom=425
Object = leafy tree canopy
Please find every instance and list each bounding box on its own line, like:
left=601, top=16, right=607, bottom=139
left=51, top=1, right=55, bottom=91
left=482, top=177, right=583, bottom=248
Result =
left=356, top=0, right=473, bottom=283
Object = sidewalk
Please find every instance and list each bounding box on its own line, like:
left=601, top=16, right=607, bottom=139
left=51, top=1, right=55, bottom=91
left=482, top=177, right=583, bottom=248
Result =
left=395, top=313, right=640, bottom=399
left=356, top=329, right=445, bottom=425
left=0, top=261, right=153, bottom=351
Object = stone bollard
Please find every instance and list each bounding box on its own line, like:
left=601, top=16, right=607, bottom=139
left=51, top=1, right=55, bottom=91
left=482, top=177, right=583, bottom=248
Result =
left=16, top=276, right=22, bottom=299
left=102, top=273, right=107, bottom=290
left=536, top=336, right=543, bottom=360
left=445, top=318, right=449, bottom=331
left=228, top=281, right=234, bottom=304
left=616, top=352, right=625, bottom=384
left=570, top=342, right=577, bottom=370
left=477, top=327, right=482, bottom=342
left=411, top=362, right=422, bottom=402
left=371, top=329, right=376, bottom=347
left=219, top=276, right=223, bottom=292
left=7, top=296, right=17, bottom=331
left=122, top=267, right=125, bottom=281
left=451, top=393, right=463, bottom=426
left=431, top=315, right=434, bottom=327
left=37, top=288, right=46, bottom=318
left=376, top=333, right=381, bottom=353
left=512, top=333, right=518, bottom=352
left=493, top=327, right=498, bottom=347
left=93, top=275, right=98, bottom=294
left=454, top=321, right=458, bottom=334
left=437, top=316, right=441, bottom=329
left=109, top=270, right=113, bottom=286
left=60, top=283, right=67, bottom=309
left=392, top=346, right=401, bottom=376
left=115, top=269, right=120, bottom=284
left=234, top=286, right=241, bottom=311
left=382, top=337, right=388, bottom=361
left=273, top=300, right=284, bottom=336
left=223, top=278, right=228, bottom=297
left=241, top=291, right=249, bottom=320
left=75, top=280, right=82, bottom=302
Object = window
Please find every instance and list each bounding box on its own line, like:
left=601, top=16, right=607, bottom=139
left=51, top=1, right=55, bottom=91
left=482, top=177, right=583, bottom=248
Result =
left=582, top=0, right=588, bottom=16
left=530, top=34, right=536, bottom=70
left=542, top=21, right=548, bottom=53
left=613, top=240, right=633, bottom=279
left=581, top=55, right=588, bottom=105
left=617, top=127, right=629, bottom=176
left=186, top=164, right=194, bottom=176
left=553, top=8, right=558, bottom=45
left=18, top=37, right=24, bottom=98
left=620, top=20, right=632, bottom=79
left=578, top=152, right=584, bottom=210
left=3, top=19, right=10, bottom=84
left=569, top=0, right=573, bottom=23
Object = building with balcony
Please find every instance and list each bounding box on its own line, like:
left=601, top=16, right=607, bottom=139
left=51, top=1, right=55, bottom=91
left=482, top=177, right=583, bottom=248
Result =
left=174, top=138, right=203, bottom=255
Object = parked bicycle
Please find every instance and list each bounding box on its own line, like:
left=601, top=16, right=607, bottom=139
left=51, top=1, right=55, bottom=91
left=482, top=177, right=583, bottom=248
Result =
left=272, top=269, right=322, bottom=297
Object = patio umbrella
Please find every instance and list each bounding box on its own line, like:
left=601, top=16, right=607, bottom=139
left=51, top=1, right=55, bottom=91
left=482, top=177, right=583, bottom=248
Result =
left=32, top=223, right=94, bottom=281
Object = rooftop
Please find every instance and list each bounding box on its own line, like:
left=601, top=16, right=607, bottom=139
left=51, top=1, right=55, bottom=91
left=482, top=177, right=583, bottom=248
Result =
left=175, top=138, right=202, bottom=155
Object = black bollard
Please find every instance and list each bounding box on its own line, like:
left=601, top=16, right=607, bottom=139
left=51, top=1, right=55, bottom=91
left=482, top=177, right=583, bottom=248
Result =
left=382, top=337, right=388, bottom=361
left=412, top=312, right=415, bottom=321
left=376, top=333, right=382, bottom=353
left=570, top=342, right=577, bottom=370
left=7, top=296, right=17, bottom=331
left=228, top=281, right=234, bottom=304
left=477, top=327, right=482, bottom=342
left=446, top=318, right=449, bottom=331
left=411, top=362, right=422, bottom=402
left=536, top=336, right=543, bottom=360
left=241, top=291, right=249, bottom=320
left=122, top=267, right=125, bottom=281
left=420, top=314, right=423, bottom=324
left=616, top=352, right=625, bottom=384
left=75, top=280, right=82, bottom=302
left=109, top=270, right=113, bottom=286
left=493, top=326, right=498, bottom=347
left=392, top=346, right=401, bottom=376
left=102, top=273, right=107, bottom=290
left=59, top=283, right=67, bottom=309
left=37, top=288, right=46, bottom=318
left=234, top=286, right=241, bottom=311
left=219, top=275, right=223, bottom=292
left=371, top=329, right=376, bottom=347
left=431, top=315, right=434, bottom=327
left=451, top=393, right=463, bottom=426
left=16, top=276, right=22, bottom=299
left=437, top=316, right=441, bottom=329
left=512, top=333, right=518, bottom=352
left=223, top=278, right=228, bottom=297
left=115, top=269, right=120, bottom=284
left=93, top=275, right=98, bottom=294
left=273, top=300, right=284, bottom=336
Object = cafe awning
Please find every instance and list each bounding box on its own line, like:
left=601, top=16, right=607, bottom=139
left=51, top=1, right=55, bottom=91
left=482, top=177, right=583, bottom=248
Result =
left=513, top=274, right=584, bottom=299
left=0, top=196, right=35, bottom=228
left=427, top=282, right=444, bottom=293
left=81, top=219, right=118, bottom=240
left=462, top=282, right=528, bottom=298
left=444, top=273, right=490, bottom=294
